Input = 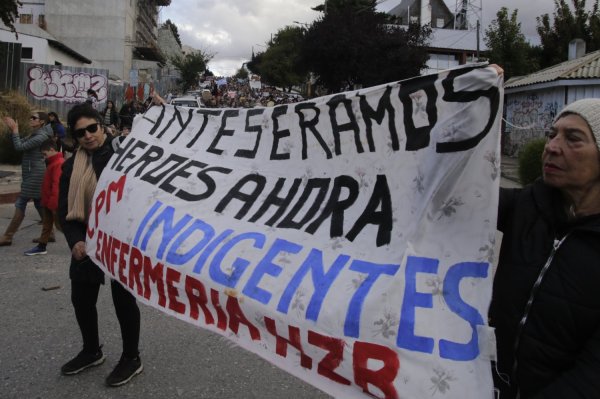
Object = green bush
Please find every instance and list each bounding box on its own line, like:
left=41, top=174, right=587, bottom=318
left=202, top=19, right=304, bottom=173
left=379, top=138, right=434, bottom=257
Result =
left=0, top=91, right=34, bottom=164
left=518, top=138, right=546, bottom=185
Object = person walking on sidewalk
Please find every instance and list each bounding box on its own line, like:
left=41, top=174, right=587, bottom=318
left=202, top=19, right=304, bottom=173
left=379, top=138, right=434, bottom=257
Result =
left=0, top=112, right=53, bottom=246
left=57, top=103, right=143, bottom=387
left=24, top=139, right=64, bottom=256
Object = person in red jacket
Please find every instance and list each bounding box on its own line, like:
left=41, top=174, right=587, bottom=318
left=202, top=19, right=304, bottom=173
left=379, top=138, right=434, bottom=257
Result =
left=24, top=139, right=64, bottom=255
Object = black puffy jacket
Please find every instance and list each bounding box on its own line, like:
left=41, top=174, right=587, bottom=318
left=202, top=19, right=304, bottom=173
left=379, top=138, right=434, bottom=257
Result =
left=490, top=180, right=600, bottom=398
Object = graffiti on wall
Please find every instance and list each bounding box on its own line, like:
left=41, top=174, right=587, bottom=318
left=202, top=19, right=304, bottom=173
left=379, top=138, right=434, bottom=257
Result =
left=504, top=94, right=559, bottom=154
left=507, top=94, right=559, bottom=133
left=27, top=66, right=108, bottom=103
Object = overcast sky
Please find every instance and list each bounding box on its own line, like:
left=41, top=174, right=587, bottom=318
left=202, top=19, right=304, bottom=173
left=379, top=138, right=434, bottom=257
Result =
left=160, top=0, right=562, bottom=76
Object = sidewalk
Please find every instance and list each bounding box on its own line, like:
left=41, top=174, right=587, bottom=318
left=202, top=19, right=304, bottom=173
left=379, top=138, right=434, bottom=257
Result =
left=0, top=164, right=22, bottom=204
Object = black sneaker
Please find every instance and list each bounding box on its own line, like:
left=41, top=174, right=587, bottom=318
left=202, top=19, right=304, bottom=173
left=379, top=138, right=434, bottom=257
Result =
left=105, top=355, right=143, bottom=387
left=61, top=348, right=105, bottom=375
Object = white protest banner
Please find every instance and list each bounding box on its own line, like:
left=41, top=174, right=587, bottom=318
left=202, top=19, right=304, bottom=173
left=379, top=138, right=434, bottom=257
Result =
left=87, top=64, right=503, bottom=399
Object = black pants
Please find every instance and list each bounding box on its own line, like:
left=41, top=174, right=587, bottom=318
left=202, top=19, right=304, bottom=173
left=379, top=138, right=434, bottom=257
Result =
left=71, top=279, right=140, bottom=358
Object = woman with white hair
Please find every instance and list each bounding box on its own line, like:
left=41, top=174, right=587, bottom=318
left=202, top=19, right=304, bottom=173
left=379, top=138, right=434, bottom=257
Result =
left=491, top=98, right=600, bottom=398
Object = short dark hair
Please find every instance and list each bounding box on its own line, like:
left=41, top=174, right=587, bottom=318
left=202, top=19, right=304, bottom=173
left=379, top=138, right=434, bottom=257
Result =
left=67, top=103, right=102, bottom=136
left=32, top=111, right=49, bottom=124
left=40, top=138, right=57, bottom=152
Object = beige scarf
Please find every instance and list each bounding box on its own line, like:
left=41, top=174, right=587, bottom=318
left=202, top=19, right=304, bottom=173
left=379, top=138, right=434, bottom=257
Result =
left=66, top=148, right=97, bottom=222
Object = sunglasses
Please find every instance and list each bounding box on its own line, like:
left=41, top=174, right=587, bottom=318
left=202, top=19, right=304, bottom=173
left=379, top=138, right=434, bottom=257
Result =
left=73, top=122, right=101, bottom=138
left=30, top=116, right=39, bottom=120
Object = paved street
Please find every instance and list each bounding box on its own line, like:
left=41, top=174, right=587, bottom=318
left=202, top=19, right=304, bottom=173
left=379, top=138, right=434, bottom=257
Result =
left=0, top=204, right=330, bottom=399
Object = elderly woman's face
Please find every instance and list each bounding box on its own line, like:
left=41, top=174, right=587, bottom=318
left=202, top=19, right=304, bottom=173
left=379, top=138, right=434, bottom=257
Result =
left=543, top=113, right=600, bottom=191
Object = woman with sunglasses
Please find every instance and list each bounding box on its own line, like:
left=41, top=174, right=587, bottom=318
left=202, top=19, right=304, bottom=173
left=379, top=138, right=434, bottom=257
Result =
left=57, top=104, right=143, bottom=387
left=0, top=112, right=53, bottom=246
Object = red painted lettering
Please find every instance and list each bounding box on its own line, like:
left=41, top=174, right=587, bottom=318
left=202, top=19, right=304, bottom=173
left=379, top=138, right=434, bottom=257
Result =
left=128, top=246, right=144, bottom=296
left=265, top=317, right=312, bottom=369
left=353, top=341, right=400, bottom=399
left=308, top=330, right=350, bottom=385
left=226, top=295, right=260, bottom=340
left=166, top=268, right=185, bottom=314
left=143, top=256, right=166, bottom=307
left=211, top=289, right=228, bottom=331
left=185, top=276, right=214, bottom=325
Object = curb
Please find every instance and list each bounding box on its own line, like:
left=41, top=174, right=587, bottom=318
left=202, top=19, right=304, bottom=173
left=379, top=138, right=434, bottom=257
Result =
left=0, top=191, right=19, bottom=205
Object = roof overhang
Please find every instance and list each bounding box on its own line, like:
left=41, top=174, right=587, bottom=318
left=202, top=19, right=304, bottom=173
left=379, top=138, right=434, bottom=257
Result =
left=505, top=78, right=600, bottom=94
left=48, top=39, right=92, bottom=64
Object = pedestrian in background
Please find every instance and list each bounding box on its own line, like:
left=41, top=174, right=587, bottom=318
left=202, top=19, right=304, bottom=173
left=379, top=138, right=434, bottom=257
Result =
left=25, top=138, right=64, bottom=255
left=0, top=112, right=53, bottom=246
left=491, top=96, right=600, bottom=398
left=101, top=100, right=119, bottom=130
left=57, top=103, right=143, bottom=387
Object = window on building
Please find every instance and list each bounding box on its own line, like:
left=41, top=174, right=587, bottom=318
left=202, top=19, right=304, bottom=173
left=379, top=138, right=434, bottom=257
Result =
left=19, top=14, right=33, bottom=24
left=426, top=53, right=459, bottom=72
left=436, top=18, right=445, bottom=28
left=55, top=61, right=62, bottom=66
left=38, top=14, right=46, bottom=28
left=21, top=47, right=33, bottom=59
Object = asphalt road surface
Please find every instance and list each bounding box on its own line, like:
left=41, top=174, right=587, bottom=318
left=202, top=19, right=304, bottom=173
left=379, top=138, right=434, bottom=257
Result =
left=0, top=204, right=330, bottom=399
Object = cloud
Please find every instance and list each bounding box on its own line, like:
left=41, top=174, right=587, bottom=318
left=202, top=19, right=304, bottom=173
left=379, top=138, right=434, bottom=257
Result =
left=162, top=0, right=580, bottom=76
left=161, top=0, right=321, bottom=75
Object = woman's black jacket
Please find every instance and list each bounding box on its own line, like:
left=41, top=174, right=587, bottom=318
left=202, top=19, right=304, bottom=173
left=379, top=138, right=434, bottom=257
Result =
left=57, top=134, right=117, bottom=284
left=490, top=180, right=600, bottom=398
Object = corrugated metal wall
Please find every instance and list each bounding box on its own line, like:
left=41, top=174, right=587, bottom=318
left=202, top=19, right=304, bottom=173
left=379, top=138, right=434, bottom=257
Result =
left=18, top=63, right=110, bottom=119
left=0, top=42, right=21, bottom=92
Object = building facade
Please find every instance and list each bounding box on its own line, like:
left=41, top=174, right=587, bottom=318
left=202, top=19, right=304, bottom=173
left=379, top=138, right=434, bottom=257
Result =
left=503, top=50, right=600, bottom=155
left=387, top=0, right=486, bottom=74
left=15, top=0, right=169, bottom=82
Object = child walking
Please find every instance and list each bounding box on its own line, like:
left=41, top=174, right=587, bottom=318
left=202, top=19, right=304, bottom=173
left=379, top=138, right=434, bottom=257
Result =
left=25, top=139, right=64, bottom=255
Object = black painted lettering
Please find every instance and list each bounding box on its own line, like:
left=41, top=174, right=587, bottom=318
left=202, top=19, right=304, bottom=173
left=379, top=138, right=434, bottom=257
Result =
left=327, top=94, right=362, bottom=155
left=346, top=175, right=392, bottom=246
left=236, top=108, right=265, bottom=159
left=215, top=174, right=267, bottom=219
left=248, top=178, right=302, bottom=225
left=208, top=109, right=240, bottom=155
left=305, top=175, right=359, bottom=236
left=295, top=103, right=332, bottom=160
left=270, top=105, right=291, bottom=160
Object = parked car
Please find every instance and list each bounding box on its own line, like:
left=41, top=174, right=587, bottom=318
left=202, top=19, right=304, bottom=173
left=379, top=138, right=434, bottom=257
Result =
left=170, top=96, right=203, bottom=108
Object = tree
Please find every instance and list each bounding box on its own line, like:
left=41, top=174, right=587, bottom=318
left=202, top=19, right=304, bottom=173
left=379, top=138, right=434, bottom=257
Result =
left=1, top=0, right=20, bottom=36
left=312, top=0, right=380, bottom=14
left=485, top=8, right=539, bottom=79
left=248, top=26, right=307, bottom=91
left=233, top=66, right=249, bottom=80
left=163, top=19, right=182, bottom=48
left=537, top=0, right=599, bottom=68
left=171, top=50, right=214, bottom=91
left=300, top=5, right=431, bottom=92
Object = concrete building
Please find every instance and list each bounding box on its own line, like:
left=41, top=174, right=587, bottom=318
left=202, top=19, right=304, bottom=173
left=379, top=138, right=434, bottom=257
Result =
left=157, top=23, right=183, bottom=94
left=15, top=0, right=170, bottom=82
left=387, top=0, right=486, bottom=74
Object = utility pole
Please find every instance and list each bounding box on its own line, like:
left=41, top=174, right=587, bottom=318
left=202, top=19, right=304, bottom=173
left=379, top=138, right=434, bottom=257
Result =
left=476, top=19, right=480, bottom=59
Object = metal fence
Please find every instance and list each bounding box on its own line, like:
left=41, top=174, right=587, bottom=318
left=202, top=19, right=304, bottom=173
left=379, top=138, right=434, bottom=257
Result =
left=0, top=42, right=21, bottom=92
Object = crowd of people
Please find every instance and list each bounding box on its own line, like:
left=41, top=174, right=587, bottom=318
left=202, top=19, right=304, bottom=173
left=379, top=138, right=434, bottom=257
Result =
left=1, top=65, right=600, bottom=397
left=180, top=77, right=305, bottom=108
